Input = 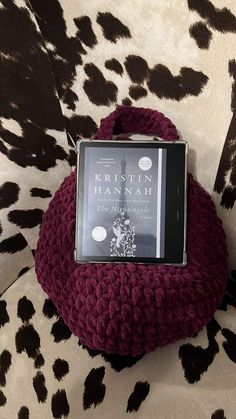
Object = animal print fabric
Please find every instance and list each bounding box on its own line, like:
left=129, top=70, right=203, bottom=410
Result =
left=26, top=0, right=236, bottom=266
left=1, top=0, right=236, bottom=416
left=0, top=0, right=71, bottom=293
left=1, top=0, right=236, bottom=296
left=1, top=268, right=236, bottom=418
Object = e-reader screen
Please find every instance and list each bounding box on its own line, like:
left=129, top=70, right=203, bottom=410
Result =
left=75, top=140, right=187, bottom=265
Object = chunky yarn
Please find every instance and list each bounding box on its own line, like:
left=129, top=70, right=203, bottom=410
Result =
left=35, top=106, right=228, bottom=356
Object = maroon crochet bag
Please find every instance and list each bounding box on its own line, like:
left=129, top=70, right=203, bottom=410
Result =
left=35, top=106, right=228, bottom=356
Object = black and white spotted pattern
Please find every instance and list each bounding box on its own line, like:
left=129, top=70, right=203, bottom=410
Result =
left=1, top=0, right=236, bottom=417
left=0, top=269, right=236, bottom=418
left=1, top=0, right=236, bottom=297
left=0, top=0, right=71, bottom=294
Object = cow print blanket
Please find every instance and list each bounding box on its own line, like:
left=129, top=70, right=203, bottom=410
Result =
left=0, top=0, right=236, bottom=417
left=1, top=268, right=236, bottom=418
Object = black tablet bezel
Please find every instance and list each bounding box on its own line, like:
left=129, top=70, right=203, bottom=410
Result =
left=75, top=140, right=187, bottom=265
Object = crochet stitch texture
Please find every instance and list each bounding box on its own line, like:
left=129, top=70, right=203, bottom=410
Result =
left=35, top=106, right=228, bottom=356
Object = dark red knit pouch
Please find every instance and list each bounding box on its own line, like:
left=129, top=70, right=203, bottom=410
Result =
left=35, top=106, right=228, bottom=356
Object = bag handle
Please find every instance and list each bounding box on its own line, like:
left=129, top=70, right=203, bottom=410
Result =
left=94, top=106, right=179, bottom=141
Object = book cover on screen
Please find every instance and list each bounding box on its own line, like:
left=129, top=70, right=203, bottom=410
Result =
left=81, top=146, right=167, bottom=258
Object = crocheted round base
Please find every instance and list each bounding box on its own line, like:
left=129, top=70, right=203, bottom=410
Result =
left=35, top=107, right=228, bottom=356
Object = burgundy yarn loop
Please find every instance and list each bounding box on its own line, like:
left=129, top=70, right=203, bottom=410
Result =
left=94, top=106, right=179, bottom=141
left=35, top=106, right=228, bottom=357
